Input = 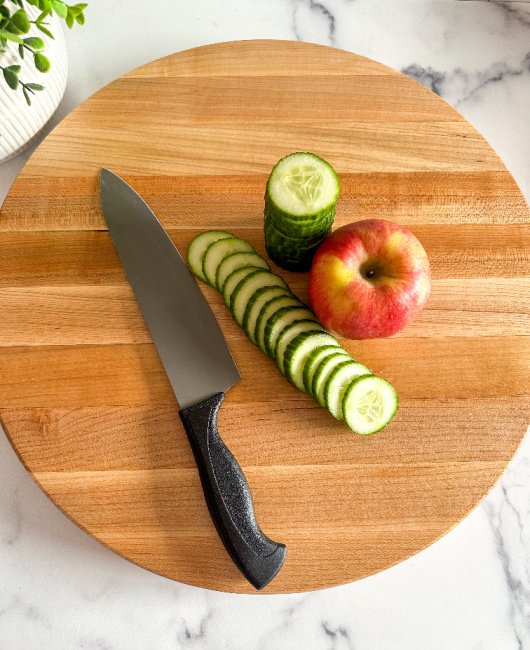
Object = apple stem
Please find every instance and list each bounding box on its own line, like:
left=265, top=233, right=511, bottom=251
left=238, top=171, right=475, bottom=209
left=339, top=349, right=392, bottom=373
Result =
left=366, top=269, right=375, bottom=278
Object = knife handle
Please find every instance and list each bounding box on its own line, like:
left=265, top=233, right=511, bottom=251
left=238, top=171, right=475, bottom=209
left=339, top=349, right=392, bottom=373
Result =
left=179, top=392, right=286, bottom=590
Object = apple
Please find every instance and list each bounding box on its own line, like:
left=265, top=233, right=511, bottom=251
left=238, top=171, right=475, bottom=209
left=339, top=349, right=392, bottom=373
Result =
left=308, top=219, right=431, bottom=339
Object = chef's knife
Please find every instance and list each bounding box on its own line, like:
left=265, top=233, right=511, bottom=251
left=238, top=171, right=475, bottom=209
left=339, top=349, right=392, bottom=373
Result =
left=100, top=168, right=286, bottom=590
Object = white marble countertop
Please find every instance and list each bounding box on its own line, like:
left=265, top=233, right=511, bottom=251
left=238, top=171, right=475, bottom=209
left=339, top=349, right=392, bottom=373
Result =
left=1, top=1, right=530, bottom=647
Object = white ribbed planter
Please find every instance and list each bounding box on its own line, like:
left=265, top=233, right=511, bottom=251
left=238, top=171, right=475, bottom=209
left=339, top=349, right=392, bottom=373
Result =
left=0, top=5, right=68, bottom=163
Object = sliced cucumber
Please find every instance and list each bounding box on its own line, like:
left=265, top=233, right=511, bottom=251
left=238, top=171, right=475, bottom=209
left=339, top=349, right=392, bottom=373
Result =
left=264, top=218, right=333, bottom=273
left=255, top=294, right=306, bottom=353
left=264, top=152, right=339, bottom=271
left=265, top=208, right=335, bottom=239
left=216, top=251, right=269, bottom=293
left=242, top=286, right=293, bottom=344
left=188, top=231, right=399, bottom=435
left=324, top=359, right=372, bottom=420
left=187, top=230, right=234, bottom=283
left=275, top=321, right=326, bottom=375
left=266, top=153, right=340, bottom=219
left=202, top=237, right=255, bottom=287
left=222, top=265, right=263, bottom=309
left=231, top=270, right=288, bottom=327
left=282, top=331, right=340, bottom=390
left=303, top=345, right=350, bottom=397
left=342, top=375, right=399, bottom=435
left=313, top=352, right=356, bottom=408
left=263, top=305, right=319, bottom=359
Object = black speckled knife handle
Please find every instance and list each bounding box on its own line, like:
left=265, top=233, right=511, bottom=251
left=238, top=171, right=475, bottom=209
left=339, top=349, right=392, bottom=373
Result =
left=179, top=392, right=286, bottom=590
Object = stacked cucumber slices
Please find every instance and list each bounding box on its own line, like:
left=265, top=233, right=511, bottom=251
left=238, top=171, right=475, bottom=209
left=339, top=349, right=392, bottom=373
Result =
left=264, top=152, right=340, bottom=272
left=188, top=230, right=398, bottom=435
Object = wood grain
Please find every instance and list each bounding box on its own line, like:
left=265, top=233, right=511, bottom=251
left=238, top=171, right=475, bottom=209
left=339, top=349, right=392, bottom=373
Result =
left=0, top=40, right=529, bottom=594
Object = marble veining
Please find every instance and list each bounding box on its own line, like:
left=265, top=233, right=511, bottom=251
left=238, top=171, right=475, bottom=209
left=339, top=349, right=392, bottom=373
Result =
left=1, top=1, right=530, bottom=648
left=291, top=0, right=336, bottom=45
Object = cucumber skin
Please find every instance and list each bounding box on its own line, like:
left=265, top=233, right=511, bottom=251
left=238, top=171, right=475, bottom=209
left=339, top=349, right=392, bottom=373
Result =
left=264, top=202, right=335, bottom=273
left=264, top=197, right=335, bottom=237
left=265, top=217, right=332, bottom=272
left=264, top=209, right=334, bottom=246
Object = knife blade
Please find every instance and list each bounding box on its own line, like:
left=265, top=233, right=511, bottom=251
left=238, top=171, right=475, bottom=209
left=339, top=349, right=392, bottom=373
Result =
left=100, top=168, right=286, bottom=590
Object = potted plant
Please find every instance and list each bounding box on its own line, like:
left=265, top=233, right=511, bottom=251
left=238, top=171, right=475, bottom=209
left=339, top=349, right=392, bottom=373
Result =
left=0, top=0, right=87, bottom=163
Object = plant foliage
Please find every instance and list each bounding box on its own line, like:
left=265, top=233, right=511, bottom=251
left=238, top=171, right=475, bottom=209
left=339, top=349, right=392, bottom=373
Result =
left=0, top=0, right=87, bottom=110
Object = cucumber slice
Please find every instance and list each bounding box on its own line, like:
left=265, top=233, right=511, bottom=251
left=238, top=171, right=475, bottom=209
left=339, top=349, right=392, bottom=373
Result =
left=303, top=345, right=351, bottom=397
left=282, top=331, right=340, bottom=390
left=222, top=265, right=264, bottom=309
left=255, top=295, right=306, bottom=353
left=324, top=359, right=372, bottom=420
left=242, top=286, right=293, bottom=344
left=342, top=375, right=399, bottom=435
left=264, top=152, right=339, bottom=271
left=266, top=153, right=340, bottom=218
left=202, top=237, right=255, bottom=287
left=187, top=230, right=234, bottom=283
left=231, top=270, right=288, bottom=327
left=313, top=352, right=356, bottom=408
left=275, top=320, right=326, bottom=375
left=263, top=305, right=319, bottom=359
left=216, top=252, right=269, bottom=293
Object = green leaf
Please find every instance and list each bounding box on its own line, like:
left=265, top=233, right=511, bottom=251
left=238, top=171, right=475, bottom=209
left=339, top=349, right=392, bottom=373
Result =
left=3, top=66, right=19, bottom=90
left=65, top=7, right=73, bottom=28
left=25, top=82, right=45, bottom=91
left=51, top=0, right=67, bottom=19
left=34, top=51, right=50, bottom=72
left=10, top=9, right=30, bottom=33
left=0, top=1, right=5, bottom=6
left=74, top=10, right=83, bottom=25
left=23, top=86, right=31, bottom=105
left=18, top=42, right=24, bottom=57
left=23, top=36, right=45, bottom=50
left=0, top=6, right=8, bottom=17
left=5, top=64, right=21, bottom=73
left=0, top=31, right=23, bottom=43
left=36, top=8, right=51, bottom=24
left=36, top=22, right=53, bottom=38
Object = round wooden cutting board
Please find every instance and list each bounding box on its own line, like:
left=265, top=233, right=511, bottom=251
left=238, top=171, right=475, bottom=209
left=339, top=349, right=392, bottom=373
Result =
left=1, top=40, right=529, bottom=594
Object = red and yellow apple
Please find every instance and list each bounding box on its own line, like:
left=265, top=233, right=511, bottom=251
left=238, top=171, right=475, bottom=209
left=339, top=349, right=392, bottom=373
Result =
left=308, top=219, right=431, bottom=339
